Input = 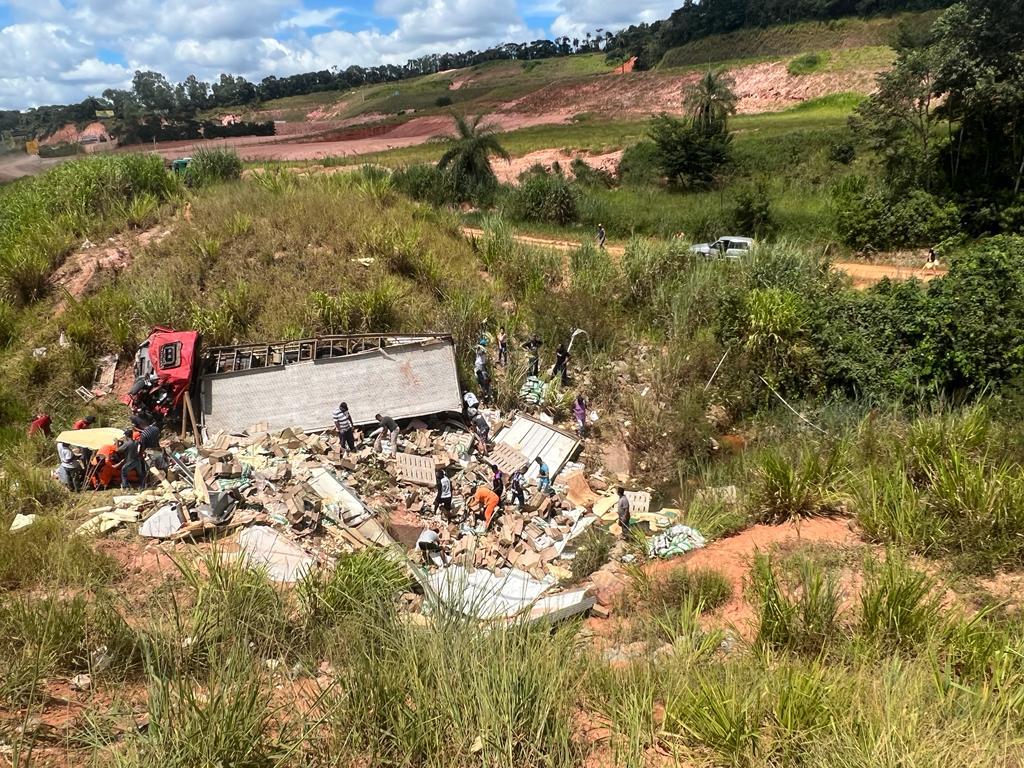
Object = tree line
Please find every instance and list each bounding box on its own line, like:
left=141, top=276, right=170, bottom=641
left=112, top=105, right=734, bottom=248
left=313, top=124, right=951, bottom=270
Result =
left=0, top=34, right=612, bottom=141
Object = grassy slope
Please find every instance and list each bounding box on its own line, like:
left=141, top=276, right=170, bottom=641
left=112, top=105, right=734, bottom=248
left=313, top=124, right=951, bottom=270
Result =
left=658, top=10, right=939, bottom=68
left=3, top=164, right=1024, bottom=765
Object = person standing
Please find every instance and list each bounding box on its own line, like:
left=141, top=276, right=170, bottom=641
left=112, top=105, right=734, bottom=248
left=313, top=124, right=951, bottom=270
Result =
left=55, top=442, right=82, bottom=491
left=551, top=343, right=570, bottom=384
left=597, top=224, right=607, bottom=250
left=373, top=413, right=400, bottom=455
left=534, top=456, right=551, bottom=495
left=616, top=486, right=631, bottom=539
left=137, top=419, right=161, bottom=451
left=434, top=470, right=453, bottom=514
left=474, top=345, right=492, bottom=402
left=462, top=390, right=480, bottom=423
left=490, top=464, right=505, bottom=498
left=509, top=467, right=526, bottom=510
left=332, top=401, right=356, bottom=453
left=573, top=394, right=587, bottom=437
left=116, top=435, right=144, bottom=489
left=522, top=336, right=542, bottom=377
left=497, top=327, right=509, bottom=367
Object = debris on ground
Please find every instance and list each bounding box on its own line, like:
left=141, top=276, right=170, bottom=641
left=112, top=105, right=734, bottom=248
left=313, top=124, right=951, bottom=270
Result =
left=647, top=524, right=706, bottom=559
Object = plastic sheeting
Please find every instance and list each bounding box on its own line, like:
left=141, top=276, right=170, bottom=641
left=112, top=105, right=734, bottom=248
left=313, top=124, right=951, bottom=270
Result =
left=427, top=565, right=593, bottom=623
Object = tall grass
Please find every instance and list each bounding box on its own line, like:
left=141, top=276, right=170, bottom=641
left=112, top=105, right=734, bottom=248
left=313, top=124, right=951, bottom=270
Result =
left=750, top=445, right=847, bottom=524
left=0, top=154, right=179, bottom=303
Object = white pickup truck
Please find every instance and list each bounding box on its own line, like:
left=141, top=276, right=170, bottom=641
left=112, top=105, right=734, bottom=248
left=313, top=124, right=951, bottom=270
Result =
left=690, top=236, right=755, bottom=260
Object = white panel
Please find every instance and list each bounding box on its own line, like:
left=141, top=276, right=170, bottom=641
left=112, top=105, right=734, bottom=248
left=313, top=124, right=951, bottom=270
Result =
left=202, top=340, right=462, bottom=434
left=495, top=415, right=580, bottom=482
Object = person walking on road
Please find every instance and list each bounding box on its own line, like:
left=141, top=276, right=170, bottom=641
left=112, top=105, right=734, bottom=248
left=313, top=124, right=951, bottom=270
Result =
left=597, top=224, right=607, bottom=250
left=333, top=402, right=356, bottom=453
left=373, top=413, right=400, bottom=455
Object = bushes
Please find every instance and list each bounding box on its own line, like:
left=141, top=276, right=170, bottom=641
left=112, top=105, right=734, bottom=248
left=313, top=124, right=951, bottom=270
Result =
left=392, top=163, right=459, bottom=206
left=752, top=554, right=841, bottom=655
left=504, top=171, right=579, bottom=225
left=648, top=113, right=731, bottom=190
left=731, top=181, right=776, bottom=237
left=616, top=140, right=662, bottom=186
left=569, top=526, right=614, bottom=581
left=186, top=148, right=243, bottom=186
left=787, top=51, right=829, bottom=75
left=835, top=186, right=960, bottom=250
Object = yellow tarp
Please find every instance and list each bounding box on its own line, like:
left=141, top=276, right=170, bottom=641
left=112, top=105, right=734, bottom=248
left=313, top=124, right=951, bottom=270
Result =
left=55, top=427, right=125, bottom=451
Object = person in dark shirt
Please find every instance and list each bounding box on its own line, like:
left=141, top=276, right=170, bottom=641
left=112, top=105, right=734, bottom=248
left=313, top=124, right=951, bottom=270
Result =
left=373, top=413, right=400, bottom=455
left=616, top=486, right=631, bottom=538
left=522, top=336, right=542, bottom=377
left=509, top=468, right=526, bottom=509
left=116, top=436, right=144, bottom=489
left=551, top=343, right=570, bottom=384
left=138, top=422, right=160, bottom=451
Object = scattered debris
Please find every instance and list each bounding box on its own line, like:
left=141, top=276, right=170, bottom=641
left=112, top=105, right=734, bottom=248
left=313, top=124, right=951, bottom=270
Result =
left=69, top=674, right=92, bottom=692
left=10, top=514, right=37, bottom=532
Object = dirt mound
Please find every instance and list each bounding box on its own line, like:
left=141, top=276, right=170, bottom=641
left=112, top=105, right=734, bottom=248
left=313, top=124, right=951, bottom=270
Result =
left=50, top=224, right=171, bottom=315
left=649, top=517, right=860, bottom=636
left=492, top=148, right=623, bottom=185
left=508, top=58, right=881, bottom=118
left=41, top=121, right=111, bottom=146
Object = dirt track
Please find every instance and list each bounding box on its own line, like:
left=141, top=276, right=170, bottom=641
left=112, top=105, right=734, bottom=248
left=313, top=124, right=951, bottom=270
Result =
left=461, top=227, right=946, bottom=288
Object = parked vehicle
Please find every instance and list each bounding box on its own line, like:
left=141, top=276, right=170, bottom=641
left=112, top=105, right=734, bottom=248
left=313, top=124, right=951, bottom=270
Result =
left=690, top=236, right=755, bottom=260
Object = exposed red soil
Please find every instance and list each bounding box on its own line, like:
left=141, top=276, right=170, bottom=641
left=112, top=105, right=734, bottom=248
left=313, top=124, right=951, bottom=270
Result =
left=491, top=148, right=623, bottom=185
left=49, top=224, right=171, bottom=315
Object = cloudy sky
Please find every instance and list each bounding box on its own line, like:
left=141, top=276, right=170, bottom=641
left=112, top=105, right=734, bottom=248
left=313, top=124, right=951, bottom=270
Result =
left=0, top=0, right=677, bottom=110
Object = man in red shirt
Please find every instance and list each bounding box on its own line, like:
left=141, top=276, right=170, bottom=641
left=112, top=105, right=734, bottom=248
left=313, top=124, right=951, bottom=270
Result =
left=28, top=413, right=52, bottom=437
left=73, top=415, right=96, bottom=430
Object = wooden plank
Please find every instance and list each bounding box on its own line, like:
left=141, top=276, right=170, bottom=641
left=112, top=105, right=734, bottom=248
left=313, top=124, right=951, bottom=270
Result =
left=490, top=443, right=529, bottom=475
left=397, top=452, right=436, bottom=487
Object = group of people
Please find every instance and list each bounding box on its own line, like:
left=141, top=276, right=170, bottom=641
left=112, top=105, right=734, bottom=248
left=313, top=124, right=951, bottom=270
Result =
left=429, top=454, right=551, bottom=534
left=30, top=411, right=163, bottom=492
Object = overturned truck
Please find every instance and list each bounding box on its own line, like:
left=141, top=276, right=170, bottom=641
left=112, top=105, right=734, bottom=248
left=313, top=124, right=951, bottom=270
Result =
left=128, top=330, right=462, bottom=435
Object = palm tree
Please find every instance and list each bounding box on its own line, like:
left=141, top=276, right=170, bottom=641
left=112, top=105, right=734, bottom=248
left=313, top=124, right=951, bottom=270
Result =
left=683, top=68, right=738, bottom=132
left=437, top=114, right=510, bottom=198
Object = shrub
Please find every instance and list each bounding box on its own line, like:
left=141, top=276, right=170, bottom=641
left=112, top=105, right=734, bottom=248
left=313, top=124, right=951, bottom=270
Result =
left=787, top=52, right=829, bottom=76
left=569, top=526, right=614, bottom=581
left=435, top=95, right=453, bottom=107
left=570, top=158, right=615, bottom=188
left=186, top=148, right=243, bottom=186
left=732, top=181, right=776, bottom=237
left=0, top=300, right=17, bottom=347
left=835, top=187, right=960, bottom=250
left=504, top=171, right=579, bottom=225
left=828, top=140, right=856, bottom=164
left=392, top=163, right=458, bottom=206
left=617, top=140, right=662, bottom=187
left=648, top=113, right=731, bottom=190
left=750, top=447, right=846, bottom=524
left=859, top=553, right=941, bottom=651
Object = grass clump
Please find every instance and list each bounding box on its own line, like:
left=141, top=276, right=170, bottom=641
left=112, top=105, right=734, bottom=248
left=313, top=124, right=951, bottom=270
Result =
left=858, top=553, right=941, bottom=652
left=569, top=526, right=614, bottom=581
left=186, top=148, right=243, bottom=186
left=750, top=446, right=846, bottom=524
left=752, top=554, right=842, bottom=656
left=324, top=614, right=586, bottom=768
left=787, top=51, right=829, bottom=75
left=299, top=547, right=408, bottom=630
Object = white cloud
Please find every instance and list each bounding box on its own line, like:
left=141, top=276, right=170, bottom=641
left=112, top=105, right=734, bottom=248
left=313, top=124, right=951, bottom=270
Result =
left=0, top=0, right=678, bottom=109
left=59, top=57, right=133, bottom=83
left=549, top=0, right=676, bottom=38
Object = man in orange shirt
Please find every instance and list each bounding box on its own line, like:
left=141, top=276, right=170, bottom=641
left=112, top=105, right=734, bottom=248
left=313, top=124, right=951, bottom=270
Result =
left=467, top=485, right=500, bottom=529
